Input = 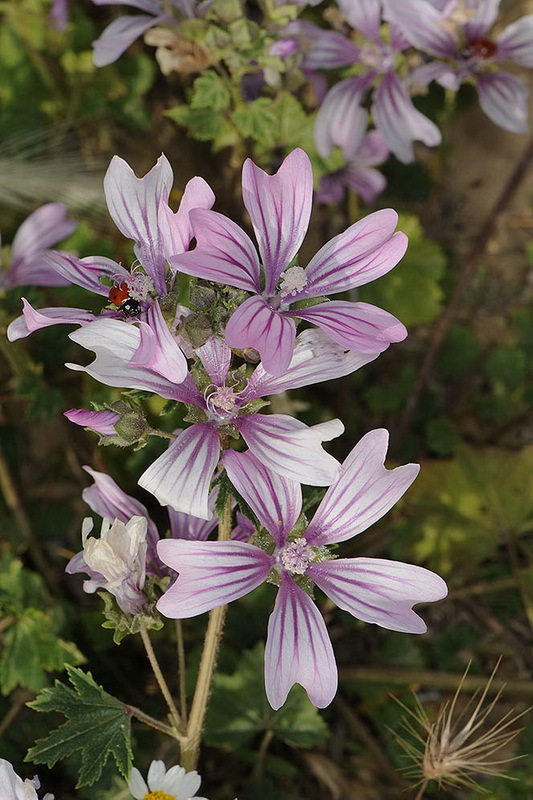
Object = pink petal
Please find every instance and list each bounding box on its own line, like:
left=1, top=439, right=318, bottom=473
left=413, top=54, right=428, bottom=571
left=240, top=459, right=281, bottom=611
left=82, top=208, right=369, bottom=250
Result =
left=156, top=539, right=272, bottom=617
left=265, top=575, right=337, bottom=709
left=138, top=424, right=220, bottom=519
left=92, top=14, right=166, bottom=67
left=307, top=558, right=448, bottom=633
left=236, top=414, right=343, bottom=486
left=241, top=149, right=313, bottom=292
left=300, top=211, right=407, bottom=297
left=464, top=0, right=500, bottom=40
left=222, top=450, right=302, bottom=546
left=11, top=203, right=76, bottom=260
left=7, top=300, right=96, bottom=342
left=225, top=295, right=297, bottom=376
left=295, top=301, right=407, bottom=354
left=159, top=176, right=215, bottom=261
left=129, top=302, right=188, bottom=383
left=336, top=0, right=381, bottom=41
left=64, top=408, right=119, bottom=436
left=306, top=429, right=419, bottom=546
left=43, top=253, right=128, bottom=295
left=170, top=208, right=260, bottom=291
left=196, top=336, right=231, bottom=386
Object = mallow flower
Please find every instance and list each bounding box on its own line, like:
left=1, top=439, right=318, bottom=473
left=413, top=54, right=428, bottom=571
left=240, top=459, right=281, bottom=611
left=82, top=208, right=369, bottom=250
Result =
left=156, top=429, right=448, bottom=709
left=384, top=0, right=533, bottom=133
left=66, top=515, right=148, bottom=614
left=91, top=0, right=212, bottom=68
left=66, top=323, right=376, bottom=517
left=0, top=203, right=76, bottom=289
left=170, top=148, right=408, bottom=376
left=128, top=760, right=207, bottom=800
left=308, top=0, right=442, bottom=163
left=7, top=153, right=214, bottom=356
left=0, top=758, right=54, bottom=800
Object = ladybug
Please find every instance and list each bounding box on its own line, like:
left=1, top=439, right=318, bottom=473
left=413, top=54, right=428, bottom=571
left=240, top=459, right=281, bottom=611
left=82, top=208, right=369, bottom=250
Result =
left=108, top=282, right=141, bottom=317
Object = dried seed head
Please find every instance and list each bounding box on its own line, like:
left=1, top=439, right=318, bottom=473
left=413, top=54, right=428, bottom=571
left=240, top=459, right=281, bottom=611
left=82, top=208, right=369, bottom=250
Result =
left=391, top=659, right=530, bottom=795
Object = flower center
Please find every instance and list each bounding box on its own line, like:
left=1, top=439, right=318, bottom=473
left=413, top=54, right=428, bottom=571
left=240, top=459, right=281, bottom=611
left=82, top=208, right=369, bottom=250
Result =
left=359, top=43, right=393, bottom=72
left=142, top=792, right=175, bottom=800
left=126, top=269, right=155, bottom=301
left=281, top=537, right=313, bottom=575
left=278, top=266, right=307, bottom=299
left=205, top=385, right=239, bottom=417
left=463, top=37, right=497, bottom=61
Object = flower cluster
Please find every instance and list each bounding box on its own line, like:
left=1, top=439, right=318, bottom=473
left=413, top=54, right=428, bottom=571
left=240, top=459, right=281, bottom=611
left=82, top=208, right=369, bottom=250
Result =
left=84, top=0, right=532, bottom=207
left=7, top=147, right=447, bottom=709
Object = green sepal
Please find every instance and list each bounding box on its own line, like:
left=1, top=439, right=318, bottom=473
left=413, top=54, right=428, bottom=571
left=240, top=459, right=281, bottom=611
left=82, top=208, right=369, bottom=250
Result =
left=98, top=590, right=163, bottom=645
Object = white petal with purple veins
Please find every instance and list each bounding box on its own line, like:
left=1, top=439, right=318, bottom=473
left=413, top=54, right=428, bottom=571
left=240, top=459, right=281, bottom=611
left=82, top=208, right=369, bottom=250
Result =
left=476, top=72, right=529, bottom=133
left=307, top=558, right=448, bottom=633
left=241, top=149, right=313, bottom=292
left=242, top=329, right=379, bottom=399
left=382, top=0, right=458, bottom=57
left=129, top=302, right=188, bottom=383
left=306, top=429, right=419, bottom=545
left=11, top=203, right=76, bottom=261
left=44, top=253, right=129, bottom=295
left=138, top=424, right=220, bottom=519
left=223, top=450, right=301, bottom=546
left=237, top=414, right=343, bottom=486
left=265, top=575, right=337, bottom=709
left=315, top=79, right=370, bottom=160
left=300, top=210, right=407, bottom=298
left=373, top=71, right=441, bottom=163
left=496, top=15, right=533, bottom=66
left=68, top=318, right=201, bottom=403
left=104, top=154, right=173, bottom=293
left=295, top=301, right=407, bottom=354
left=156, top=539, right=272, bottom=617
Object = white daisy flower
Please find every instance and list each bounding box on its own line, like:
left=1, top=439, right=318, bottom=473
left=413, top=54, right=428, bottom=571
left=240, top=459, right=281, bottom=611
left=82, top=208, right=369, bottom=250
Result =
left=128, top=760, right=208, bottom=800
left=0, top=758, right=54, bottom=800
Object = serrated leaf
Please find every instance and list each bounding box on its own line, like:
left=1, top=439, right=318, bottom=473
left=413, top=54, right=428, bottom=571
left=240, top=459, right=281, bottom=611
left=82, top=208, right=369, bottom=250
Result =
left=0, top=608, right=84, bottom=694
left=191, top=71, right=231, bottom=111
left=360, top=214, right=445, bottom=326
left=27, top=665, right=132, bottom=787
left=205, top=643, right=328, bottom=749
left=232, top=98, right=278, bottom=147
left=166, top=104, right=228, bottom=142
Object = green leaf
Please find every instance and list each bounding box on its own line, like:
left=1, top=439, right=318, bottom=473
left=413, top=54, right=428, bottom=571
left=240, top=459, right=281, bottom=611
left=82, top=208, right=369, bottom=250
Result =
left=0, top=609, right=83, bottom=694
left=232, top=98, right=278, bottom=147
left=205, top=643, right=328, bottom=749
left=27, top=665, right=133, bottom=787
left=166, top=104, right=228, bottom=142
left=360, top=214, right=445, bottom=326
left=191, top=71, right=231, bottom=111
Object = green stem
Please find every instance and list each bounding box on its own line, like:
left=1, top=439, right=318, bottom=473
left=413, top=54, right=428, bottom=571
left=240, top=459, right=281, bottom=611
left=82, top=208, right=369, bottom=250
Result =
left=176, top=620, right=188, bottom=727
left=125, top=704, right=178, bottom=739
left=139, top=627, right=182, bottom=731
left=179, top=498, right=232, bottom=770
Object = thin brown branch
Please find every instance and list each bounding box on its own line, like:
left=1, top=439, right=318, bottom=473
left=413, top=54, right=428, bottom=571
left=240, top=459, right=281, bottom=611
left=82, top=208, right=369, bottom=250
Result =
left=395, top=135, right=533, bottom=449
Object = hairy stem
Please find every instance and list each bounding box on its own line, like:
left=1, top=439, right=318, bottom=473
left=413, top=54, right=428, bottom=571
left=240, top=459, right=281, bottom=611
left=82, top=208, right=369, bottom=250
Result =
left=176, top=619, right=188, bottom=727
left=179, top=498, right=232, bottom=770
left=139, top=626, right=182, bottom=731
